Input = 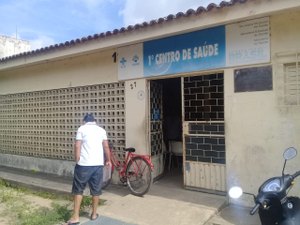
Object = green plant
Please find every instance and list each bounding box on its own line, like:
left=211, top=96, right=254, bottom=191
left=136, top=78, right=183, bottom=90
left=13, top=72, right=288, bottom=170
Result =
left=52, top=203, right=72, bottom=222
left=80, top=196, right=106, bottom=211
left=0, top=179, right=107, bottom=225
left=81, top=196, right=92, bottom=210
left=0, top=179, right=72, bottom=225
left=17, top=203, right=73, bottom=225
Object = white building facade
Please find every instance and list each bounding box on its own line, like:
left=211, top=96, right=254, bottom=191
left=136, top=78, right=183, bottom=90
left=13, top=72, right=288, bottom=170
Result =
left=0, top=0, right=300, bottom=206
left=0, top=35, right=31, bottom=58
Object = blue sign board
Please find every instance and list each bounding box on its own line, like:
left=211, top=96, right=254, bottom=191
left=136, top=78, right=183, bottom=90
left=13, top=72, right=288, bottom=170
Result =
left=143, top=25, right=226, bottom=76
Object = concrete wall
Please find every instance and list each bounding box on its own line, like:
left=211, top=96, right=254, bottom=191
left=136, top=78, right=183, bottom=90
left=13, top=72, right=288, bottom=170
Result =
left=0, top=47, right=150, bottom=179
left=125, top=79, right=149, bottom=154
left=0, top=49, right=121, bottom=176
left=124, top=79, right=164, bottom=178
left=0, top=153, right=75, bottom=177
left=226, top=11, right=300, bottom=206
left=0, top=49, right=117, bottom=94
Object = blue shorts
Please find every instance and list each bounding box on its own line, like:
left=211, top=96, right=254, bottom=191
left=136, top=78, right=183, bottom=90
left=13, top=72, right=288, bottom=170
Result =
left=72, top=164, right=103, bottom=196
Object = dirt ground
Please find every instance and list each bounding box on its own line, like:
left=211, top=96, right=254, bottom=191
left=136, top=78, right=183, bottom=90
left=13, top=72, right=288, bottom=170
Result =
left=0, top=187, right=66, bottom=225
left=0, top=204, right=9, bottom=225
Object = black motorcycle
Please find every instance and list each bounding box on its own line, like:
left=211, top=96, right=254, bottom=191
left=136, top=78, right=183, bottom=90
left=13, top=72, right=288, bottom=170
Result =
left=229, top=147, right=300, bottom=225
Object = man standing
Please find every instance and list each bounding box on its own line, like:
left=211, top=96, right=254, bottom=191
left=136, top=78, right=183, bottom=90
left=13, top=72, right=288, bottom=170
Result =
left=66, top=113, right=111, bottom=225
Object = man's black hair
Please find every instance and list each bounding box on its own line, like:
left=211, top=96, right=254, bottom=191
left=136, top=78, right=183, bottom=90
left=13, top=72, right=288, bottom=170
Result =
left=83, top=113, right=95, bottom=122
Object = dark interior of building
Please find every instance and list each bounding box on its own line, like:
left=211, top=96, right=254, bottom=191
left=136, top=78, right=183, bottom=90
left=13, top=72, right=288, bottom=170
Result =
left=156, top=78, right=183, bottom=173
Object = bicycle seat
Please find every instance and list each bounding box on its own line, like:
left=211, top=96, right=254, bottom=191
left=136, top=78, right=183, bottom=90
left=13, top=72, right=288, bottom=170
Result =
left=124, top=147, right=135, bottom=152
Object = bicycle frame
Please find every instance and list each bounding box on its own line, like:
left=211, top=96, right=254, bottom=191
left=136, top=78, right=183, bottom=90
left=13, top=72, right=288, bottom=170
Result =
left=104, top=146, right=154, bottom=196
left=109, top=147, right=154, bottom=180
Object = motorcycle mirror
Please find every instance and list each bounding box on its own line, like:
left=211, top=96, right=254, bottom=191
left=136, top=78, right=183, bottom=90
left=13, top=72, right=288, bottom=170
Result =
left=283, top=147, right=297, bottom=160
left=229, top=186, right=243, bottom=199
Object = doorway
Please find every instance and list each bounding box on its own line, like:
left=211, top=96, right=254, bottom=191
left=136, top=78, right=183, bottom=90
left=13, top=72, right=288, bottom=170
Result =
left=161, top=78, right=183, bottom=173
left=150, top=78, right=183, bottom=184
left=150, top=73, right=226, bottom=192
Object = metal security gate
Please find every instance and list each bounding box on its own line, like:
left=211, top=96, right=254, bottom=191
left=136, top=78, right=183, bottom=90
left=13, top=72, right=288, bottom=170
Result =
left=182, top=74, right=226, bottom=192
left=149, top=81, right=164, bottom=177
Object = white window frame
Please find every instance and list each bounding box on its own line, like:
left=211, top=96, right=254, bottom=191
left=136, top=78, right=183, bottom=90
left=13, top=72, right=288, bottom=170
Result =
left=275, top=51, right=300, bottom=106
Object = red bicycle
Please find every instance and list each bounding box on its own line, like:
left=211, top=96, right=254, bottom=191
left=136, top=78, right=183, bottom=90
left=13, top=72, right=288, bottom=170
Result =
left=102, top=145, right=154, bottom=196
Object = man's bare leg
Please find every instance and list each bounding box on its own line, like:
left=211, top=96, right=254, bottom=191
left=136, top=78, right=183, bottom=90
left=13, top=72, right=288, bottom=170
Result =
left=68, top=194, right=83, bottom=223
left=91, top=195, right=99, bottom=220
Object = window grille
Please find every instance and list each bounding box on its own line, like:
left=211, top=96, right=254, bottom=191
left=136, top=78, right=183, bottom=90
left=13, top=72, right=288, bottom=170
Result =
left=275, top=52, right=300, bottom=106
left=0, top=82, right=126, bottom=160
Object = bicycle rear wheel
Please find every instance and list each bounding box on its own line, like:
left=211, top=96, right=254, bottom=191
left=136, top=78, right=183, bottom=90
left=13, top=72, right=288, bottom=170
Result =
left=126, top=157, right=152, bottom=196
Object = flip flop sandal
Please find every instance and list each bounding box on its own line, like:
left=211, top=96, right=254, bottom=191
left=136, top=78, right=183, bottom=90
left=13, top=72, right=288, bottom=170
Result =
left=90, top=213, right=99, bottom=221
left=65, top=221, right=80, bottom=225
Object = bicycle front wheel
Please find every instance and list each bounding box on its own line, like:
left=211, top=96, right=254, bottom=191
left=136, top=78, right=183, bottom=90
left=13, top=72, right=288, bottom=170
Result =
left=126, top=157, right=152, bottom=196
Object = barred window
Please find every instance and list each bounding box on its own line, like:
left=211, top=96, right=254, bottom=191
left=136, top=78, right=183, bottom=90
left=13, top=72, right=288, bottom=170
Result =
left=275, top=52, right=300, bottom=106
left=283, top=62, right=300, bottom=105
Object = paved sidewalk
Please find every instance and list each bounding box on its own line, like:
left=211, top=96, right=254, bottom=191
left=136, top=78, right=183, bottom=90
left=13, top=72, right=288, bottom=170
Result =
left=82, top=215, right=136, bottom=225
left=205, top=204, right=260, bottom=225
left=0, top=166, right=260, bottom=225
left=98, top=191, right=221, bottom=225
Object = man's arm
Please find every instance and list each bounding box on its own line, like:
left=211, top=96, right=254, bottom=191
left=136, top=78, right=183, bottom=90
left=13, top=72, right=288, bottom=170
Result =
left=74, top=140, right=81, bottom=163
left=102, top=140, right=111, bottom=165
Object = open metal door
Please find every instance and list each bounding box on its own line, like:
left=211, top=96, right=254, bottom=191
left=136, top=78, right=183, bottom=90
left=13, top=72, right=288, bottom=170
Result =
left=182, top=74, right=226, bottom=192
left=149, top=80, right=164, bottom=178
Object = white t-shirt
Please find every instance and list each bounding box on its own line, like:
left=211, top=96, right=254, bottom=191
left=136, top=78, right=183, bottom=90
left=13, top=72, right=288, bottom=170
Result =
left=75, top=122, right=108, bottom=166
